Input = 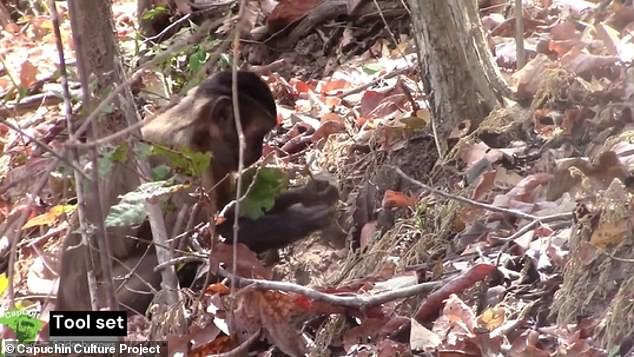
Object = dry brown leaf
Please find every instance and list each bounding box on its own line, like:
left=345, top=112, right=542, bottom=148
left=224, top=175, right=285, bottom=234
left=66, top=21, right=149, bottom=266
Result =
left=19, top=60, right=38, bottom=89
left=504, top=173, right=553, bottom=203
left=510, top=54, right=557, bottom=98
left=594, top=22, right=619, bottom=56
left=550, top=20, right=579, bottom=41
left=410, top=318, right=441, bottom=351
left=204, top=283, right=230, bottom=295
left=209, top=242, right=273, bottom=279
left=477, top=307, right=506, bottom=331
left=382, top=190, right=418, bottom=209
left=471, top=169, right=496, bottom=201
left=509, top=330, right=550, bottom=357
left=589, top=180, right=633, bottom=248
left=546, top=151, right=629, bottom=200
left=560, top=45, right=619, bottom=78
left=342, top=318, right=385, bottom=352
left=318, top=78, right=351, bottom=94
left=267, top=0, right=321, bottom=32
left=233, top=290, right=308, bottom=357
left=359, top=220, right=378, bottom=249
left=312, top=114, right=346, bottom=142
left=23, top=204, right=75, bottom=229
left=359, top=86, right=402, bottom=117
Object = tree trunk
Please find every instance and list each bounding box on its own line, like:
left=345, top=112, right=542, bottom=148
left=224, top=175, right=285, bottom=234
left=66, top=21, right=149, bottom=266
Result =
left=66, top=0, right=183, bottom=317
left=66, top=0, right=121, bottom=311
left=408, top=0, right=509, bottom=154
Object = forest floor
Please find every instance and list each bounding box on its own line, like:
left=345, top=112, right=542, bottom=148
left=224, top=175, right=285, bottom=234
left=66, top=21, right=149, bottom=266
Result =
left=1, top=0, right=634, bottom=356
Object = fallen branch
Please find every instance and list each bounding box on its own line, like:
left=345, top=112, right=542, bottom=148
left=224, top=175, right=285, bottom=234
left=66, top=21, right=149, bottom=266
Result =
left=414, top=263, right=496, bottom=322
left=390, top=166, right=540, bottom=221
left=336, top=65, right=415, bottom=98
left=219, top=267, right=444, bottom=308
left=0, top=118, right=88, bottom=178
left=494, top=212, right=573, bottom=265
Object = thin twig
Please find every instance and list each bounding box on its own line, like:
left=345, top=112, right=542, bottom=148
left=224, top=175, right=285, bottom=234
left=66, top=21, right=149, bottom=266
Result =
left=229, top=0, right=249, bottom=321
left=142, top=13, right=192, bottom=44
left=336, top=66, right=413, bottom=98
left=112, top=244, right=156, bottom=296
left=371, top=0, right=408, bottom=61
left=5, top=162, right=56, bottom=307
left=0, top=118, right=88, bottom=178
left=217, top=164, right=264, bottom=218
left=390, top=166, right=539, bottom=221
left=155, top=255, right=206, bottom=271
left=18, top=222, right=69, bottom=248
left=598, top=248, right=634, bottom=263
left=67, top=18, right=222, bottom=145
left=494, top=212, right=572, bottom=266
left=220, top=268, right=444, bottom=308
left=515, top=0, right=526, bottom=69
left=67, top=116, right=154, bottom=149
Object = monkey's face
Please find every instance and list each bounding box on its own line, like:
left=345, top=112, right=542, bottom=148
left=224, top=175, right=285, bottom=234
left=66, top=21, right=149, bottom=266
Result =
left=143, top=71, right=277, bottom=174
left=195, top=97, right=275, bottom=172
left=205, top=120, right=270, bottom=172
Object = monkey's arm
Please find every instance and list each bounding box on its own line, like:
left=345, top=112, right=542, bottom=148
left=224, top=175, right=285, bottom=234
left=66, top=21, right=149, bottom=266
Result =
left=216, top=203, right=336, bottom=252
left=266, top=179, right=339, bottom=213
left=216, top=179, right=338, bottom=252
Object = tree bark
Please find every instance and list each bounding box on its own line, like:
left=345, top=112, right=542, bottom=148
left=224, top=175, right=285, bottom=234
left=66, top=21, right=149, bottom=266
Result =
left=408, top=0, right=509, bottom=154
left=67, top=0, right=120, bottom=311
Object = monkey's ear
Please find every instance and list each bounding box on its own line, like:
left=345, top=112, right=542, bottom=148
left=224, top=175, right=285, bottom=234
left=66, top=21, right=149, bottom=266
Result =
left=209, top=96, right=234, bottom=125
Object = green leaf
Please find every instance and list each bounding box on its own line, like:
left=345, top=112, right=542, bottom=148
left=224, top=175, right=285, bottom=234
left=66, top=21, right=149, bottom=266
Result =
left=111, top=143, right=129, bottom=162
left=105, top=199, right=147, bottom=228
left=99, top=143, right=129, bottom=176
left=362, top=63, right=383, bottom=74
left=188, top=150, right=211, bottom=177
left=0, top=273, right=8, bottom=297
left=142, top=5, right=169, bottom=21
left=151, top=164, right=172, bottom=180
left=240, top=167, right=288, bottom=220
left=105, top=180, right=190, bottom=227
left=188, top=47, right=207, bottom=75
left=150, top=144, right=211, bottom=178
left=134, top=142, right=153, bottom=161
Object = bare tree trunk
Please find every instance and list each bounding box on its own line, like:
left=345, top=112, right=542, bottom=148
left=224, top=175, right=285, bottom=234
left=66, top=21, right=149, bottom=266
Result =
left=67, top=0, right=120, bottom=311
left=408, top=0, right=510, bottom=154
left=65, top=0, right=181, bottom=314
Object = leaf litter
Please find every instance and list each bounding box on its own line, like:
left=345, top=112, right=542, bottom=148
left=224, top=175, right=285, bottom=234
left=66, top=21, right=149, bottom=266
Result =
left=1, top=0, right=634, bottom=355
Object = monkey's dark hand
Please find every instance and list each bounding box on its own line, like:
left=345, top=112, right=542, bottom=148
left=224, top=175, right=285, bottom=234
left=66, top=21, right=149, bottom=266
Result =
left=217, top=203, right=336, bottom=252
left=269, top=178, right=339, bottom=213
left=300, top=178, right=339, bottom=207
left=217, top=180, right=339, bottom=253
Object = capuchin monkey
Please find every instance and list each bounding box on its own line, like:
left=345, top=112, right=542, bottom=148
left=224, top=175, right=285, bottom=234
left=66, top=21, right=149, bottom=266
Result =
left=55, top=71, right=338, bottom=314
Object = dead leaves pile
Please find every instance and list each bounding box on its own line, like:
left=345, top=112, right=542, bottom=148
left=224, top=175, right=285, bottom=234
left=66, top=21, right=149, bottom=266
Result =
left=1, top=0, right=634, bottom=356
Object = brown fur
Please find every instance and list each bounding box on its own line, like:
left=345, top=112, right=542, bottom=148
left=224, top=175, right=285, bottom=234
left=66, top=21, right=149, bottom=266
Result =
left=56, top=71, right=337, bottom=314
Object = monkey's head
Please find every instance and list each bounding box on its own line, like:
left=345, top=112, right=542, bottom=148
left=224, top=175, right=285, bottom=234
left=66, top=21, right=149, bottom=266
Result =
left=142, top=70, right=277, bottom=173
